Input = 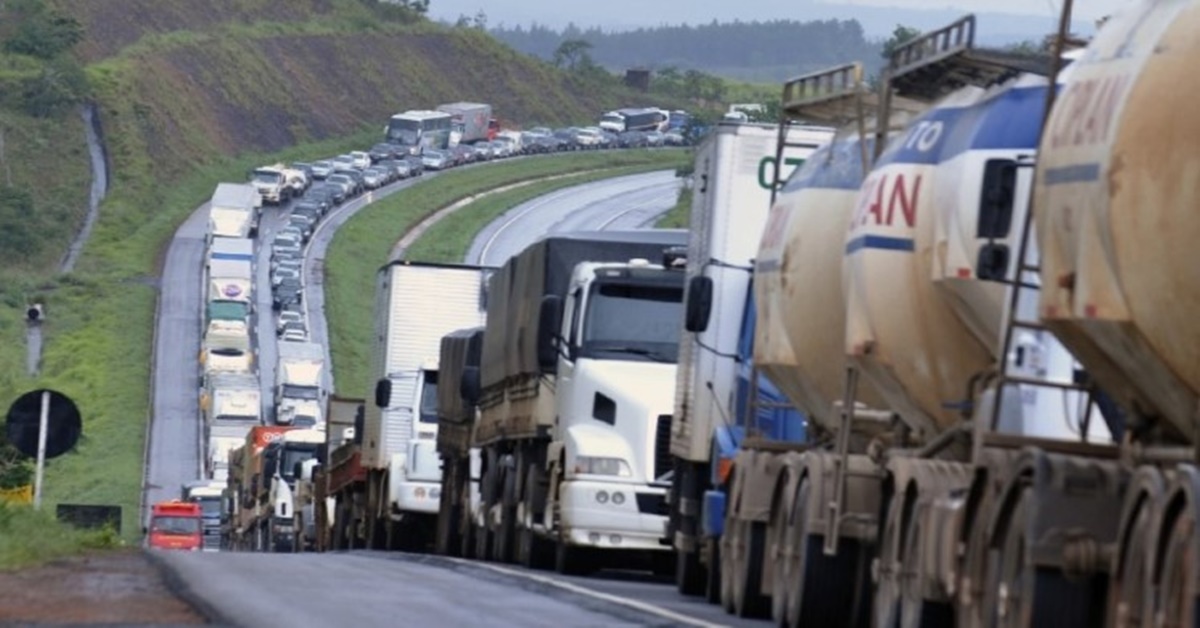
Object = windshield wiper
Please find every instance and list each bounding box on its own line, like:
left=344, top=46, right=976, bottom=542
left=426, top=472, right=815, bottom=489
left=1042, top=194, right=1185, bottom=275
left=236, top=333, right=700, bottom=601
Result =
left=592, top=345, right=673, bottom=363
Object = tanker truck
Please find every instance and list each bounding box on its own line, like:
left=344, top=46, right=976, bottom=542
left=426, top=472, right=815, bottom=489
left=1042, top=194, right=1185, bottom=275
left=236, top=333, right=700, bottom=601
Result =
left=726, top=12, right=1170, bottom=628
left=666, top=118, right=833, bottom=596
left=467, top=231, right=687, bottom=574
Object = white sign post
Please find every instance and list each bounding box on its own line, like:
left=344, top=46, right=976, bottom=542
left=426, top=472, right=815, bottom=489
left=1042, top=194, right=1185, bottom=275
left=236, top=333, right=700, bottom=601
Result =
left=33, top=390, right=49, bottom=510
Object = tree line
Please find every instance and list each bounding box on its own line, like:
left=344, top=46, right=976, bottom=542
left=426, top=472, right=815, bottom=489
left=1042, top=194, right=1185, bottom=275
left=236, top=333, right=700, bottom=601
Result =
left=488, top=19, right=885, bottom=83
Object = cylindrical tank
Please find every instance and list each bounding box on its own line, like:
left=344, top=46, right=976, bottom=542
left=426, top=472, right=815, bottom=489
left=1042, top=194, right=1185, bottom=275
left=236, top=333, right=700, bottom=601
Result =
left=755, top=135, right=886, bottom=433
left=1036, top=0, right=1200, bottom=441
left=843, top=74, right=1054, bottom=441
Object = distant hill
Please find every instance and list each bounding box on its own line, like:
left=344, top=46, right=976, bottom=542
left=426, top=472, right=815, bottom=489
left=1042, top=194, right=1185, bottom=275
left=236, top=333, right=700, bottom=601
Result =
left=489, top=19, right=885, bottom=83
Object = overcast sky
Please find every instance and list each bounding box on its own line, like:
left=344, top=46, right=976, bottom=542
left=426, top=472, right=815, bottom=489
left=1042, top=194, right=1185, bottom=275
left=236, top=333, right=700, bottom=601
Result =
left=430, top=0, right=1132, bottom=35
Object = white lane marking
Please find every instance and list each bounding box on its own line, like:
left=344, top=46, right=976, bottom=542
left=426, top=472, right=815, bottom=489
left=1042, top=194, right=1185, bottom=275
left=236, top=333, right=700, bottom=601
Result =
left=477, top=186, right=579, bottom=265
left=444, top=558, right=730, bottom=628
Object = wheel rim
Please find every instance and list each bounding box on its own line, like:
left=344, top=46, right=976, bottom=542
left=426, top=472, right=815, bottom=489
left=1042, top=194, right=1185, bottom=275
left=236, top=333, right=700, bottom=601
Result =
left=875, top=496, right=904, bottom=628
left=785, top=480, right=812, bottom=628
left=771, top=493, right=792, bottom=625
left=995, top=488, right=1031, bottom=628
left=899, top=500, right=927, bottom=628
left=1111, top=497, right=1153, bottom=628
left=1158, top=512, right=1197, bottom=628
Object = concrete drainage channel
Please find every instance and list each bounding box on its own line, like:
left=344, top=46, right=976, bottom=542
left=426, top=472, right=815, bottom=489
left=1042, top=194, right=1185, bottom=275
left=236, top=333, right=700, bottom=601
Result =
left=25, top=103, right=109, bottom=377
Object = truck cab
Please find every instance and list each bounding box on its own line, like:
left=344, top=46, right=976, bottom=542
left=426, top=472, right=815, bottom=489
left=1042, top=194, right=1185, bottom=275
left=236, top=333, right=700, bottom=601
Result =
left=147, top=501, right=203, bottom=551
left=182, top=481, right=226, bottom=551
left=545, top=256, right=685, bottom=559
left=250, top=166, right=291, bottom=205
left=262, top=429, right=325, bottom=552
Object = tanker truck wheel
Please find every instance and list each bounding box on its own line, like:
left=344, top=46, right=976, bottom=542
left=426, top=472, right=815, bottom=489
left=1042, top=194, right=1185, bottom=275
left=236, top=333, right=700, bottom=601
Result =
left=780, top=478, right=866, bottom=628
left=989, top=485, right=1098, bottom=628
left=875, top=491, right=910, bottom=628
left=899, top=495, right=953, bottom=628
left=730, top=518, right=770, bottom=618
left=770, top=483, right=796, bottom=625
left=719, top=515, right=736, bottom=613
left=1154, top=496, right=1200, bottom=628
left=1109, top=478, right=1161, bottom=628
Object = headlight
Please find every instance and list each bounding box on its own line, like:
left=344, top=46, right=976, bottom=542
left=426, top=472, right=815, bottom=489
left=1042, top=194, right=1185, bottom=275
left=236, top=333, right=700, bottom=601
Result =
left=573, top=456, right=632, bottom=478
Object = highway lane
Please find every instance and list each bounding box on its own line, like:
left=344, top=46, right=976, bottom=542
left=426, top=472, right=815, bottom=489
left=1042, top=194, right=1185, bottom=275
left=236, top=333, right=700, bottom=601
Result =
left=156, top=551, right=694, bottom=627
left=466, top=170, right=681, bottom=266
left=144, top=205, right=207, bottom=511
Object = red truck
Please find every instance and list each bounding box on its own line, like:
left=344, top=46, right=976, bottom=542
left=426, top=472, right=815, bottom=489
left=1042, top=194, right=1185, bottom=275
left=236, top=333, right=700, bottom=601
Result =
left=147, top=501, right=203, bottom=551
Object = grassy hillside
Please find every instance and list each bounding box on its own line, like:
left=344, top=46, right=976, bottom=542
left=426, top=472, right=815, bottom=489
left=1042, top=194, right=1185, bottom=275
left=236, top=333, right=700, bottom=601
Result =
left=0, top=0, right=681, bottom=537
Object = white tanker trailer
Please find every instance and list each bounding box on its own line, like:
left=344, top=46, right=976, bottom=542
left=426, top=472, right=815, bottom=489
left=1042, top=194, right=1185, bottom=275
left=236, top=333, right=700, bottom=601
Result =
left=712, top=5, right=1200, bottom=626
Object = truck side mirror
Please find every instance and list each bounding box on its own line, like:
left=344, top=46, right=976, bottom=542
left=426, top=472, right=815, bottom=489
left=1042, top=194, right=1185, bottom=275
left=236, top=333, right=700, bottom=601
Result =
left=460, top=366, right=481, bottom=406
left=977, top=159, right=1017, bottom=239
left=537, top=295, right=563, bottom=372
left=293, top=461, right=306, bottom=480
left=374, top=378, right=391, bottom=408
left=684, top=276, right=713, bottom=333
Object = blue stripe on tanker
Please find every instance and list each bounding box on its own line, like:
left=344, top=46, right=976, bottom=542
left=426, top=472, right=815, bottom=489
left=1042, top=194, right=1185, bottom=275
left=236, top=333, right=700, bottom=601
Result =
left=782, top=84, right=1050, bottom=192
left=845, top=234, right=916, bottom=254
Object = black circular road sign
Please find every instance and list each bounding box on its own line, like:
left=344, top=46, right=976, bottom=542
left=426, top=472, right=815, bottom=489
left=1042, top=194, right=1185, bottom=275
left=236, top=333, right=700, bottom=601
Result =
left=5, top=389, right=81, bottom=459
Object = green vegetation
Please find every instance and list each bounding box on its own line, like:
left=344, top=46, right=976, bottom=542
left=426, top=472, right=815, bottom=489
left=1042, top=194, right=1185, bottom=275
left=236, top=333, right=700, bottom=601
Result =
left=0, top=503, right=119, bottom=570
left=326, top=150, right=687, bottom=394
left=656, top=185, right=694, bottom=229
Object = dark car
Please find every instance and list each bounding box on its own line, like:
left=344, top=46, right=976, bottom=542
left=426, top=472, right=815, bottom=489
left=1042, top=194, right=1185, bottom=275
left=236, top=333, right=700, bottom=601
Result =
left=368, top=142, right=403, bottom=163
left=294, top=198, right=327, bottom=219
left=553, top=128, right=582, bottom=151
left=287, top=213, right=316, bottom=242
left=327, top=173, right=359, bottom=198
left=404, top=155, right=425, bottom=176
left=449, top=144, right=476, bottom=166
left=618, top=131, right=647, bottom=148
left=308, top=182, right=345, bottom=206
left=333, top=169, right=365, bottom=194
left=273, top=282, right=303, bottom=311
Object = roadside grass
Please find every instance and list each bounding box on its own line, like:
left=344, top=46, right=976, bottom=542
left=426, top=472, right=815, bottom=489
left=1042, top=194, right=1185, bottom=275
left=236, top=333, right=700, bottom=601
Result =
left=0, top=503, right=120, bottom=570
left=326, top=150, right=688, bottom=395
left=656, top=185, right=694, bottom=229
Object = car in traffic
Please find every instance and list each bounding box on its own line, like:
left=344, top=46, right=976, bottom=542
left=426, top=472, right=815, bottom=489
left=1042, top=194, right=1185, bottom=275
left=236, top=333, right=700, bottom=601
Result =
left=310, top=160, right=335, bottom=179
left=287, top=213, right=316, bottom=242
left=273, top=282, right=303, bottom=311
left=421, top=149, right=452, bottom=170
left=348, top=151, right=372, bottom=169
left=280, top=327, right=310, bottom=343
left=368, top=142, right=403, bottom=163
left=276, top=310, right=303, bottom=336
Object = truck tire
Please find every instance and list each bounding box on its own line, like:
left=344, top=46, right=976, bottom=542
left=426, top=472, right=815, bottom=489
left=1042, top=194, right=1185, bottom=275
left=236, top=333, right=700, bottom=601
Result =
left=517, top=467, right=552, bottom=569
left=554, top=537, right=597, bottom=576
left=731, top=519, right=770, bottom=618
left=704, top=536, right=722, bottom=604
left=493, top=467, right=517, bottom=563
left=676, top=544, right=705, bottom=595
left=786, top=478, right=870, bottom=628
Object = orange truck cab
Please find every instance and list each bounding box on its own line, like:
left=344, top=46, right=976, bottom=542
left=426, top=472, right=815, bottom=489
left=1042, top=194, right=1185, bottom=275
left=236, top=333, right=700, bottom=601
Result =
left=147, top=500, right=203, bottom=551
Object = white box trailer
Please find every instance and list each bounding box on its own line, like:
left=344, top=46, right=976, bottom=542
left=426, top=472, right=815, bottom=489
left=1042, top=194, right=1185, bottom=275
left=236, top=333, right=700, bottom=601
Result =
left=208, top=183, right=262, bottom=241
left=345, top=262, right=492, bottom=546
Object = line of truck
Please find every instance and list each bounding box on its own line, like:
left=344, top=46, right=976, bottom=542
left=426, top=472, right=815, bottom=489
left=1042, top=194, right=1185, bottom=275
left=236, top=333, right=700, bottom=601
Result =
left=282, top=5, right=1200, bottom=627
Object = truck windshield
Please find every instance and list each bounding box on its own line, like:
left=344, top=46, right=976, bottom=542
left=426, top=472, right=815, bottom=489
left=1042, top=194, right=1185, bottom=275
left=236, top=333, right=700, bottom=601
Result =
left=387, top=119, right=419, bottom=144
left=419, top=371, right=438, bottom=424
left=151, top=516, right=200, bottom=535
left=281, top=445, right=318, bottom=482
left=195, top=498, right=221, bottom=519
left=252, top=171, right=282, bottom=184
left=282, top=385, right=320, bottom=400
left=582, top=281, right=683, bottom=363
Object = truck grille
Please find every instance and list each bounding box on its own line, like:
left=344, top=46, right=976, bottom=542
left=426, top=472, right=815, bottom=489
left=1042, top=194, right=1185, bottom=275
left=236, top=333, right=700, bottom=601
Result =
left=654, top=414, right=672, bottom=480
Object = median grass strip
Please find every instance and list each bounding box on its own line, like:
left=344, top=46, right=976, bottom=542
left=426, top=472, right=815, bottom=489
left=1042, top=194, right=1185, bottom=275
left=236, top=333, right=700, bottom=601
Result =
left=655, top=184, right=693, bottom=229
left=325, top=150, right=688, bottom=395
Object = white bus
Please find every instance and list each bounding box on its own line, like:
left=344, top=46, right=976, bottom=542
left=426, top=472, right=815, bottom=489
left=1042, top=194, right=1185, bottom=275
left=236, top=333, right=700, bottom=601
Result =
left=384, top=110, right=452, bottom=154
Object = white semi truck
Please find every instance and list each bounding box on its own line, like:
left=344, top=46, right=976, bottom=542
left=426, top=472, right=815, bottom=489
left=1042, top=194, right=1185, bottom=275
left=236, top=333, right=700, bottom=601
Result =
left=275, top=341, right=326, bottom=427
left=200, top=320, right=254, bottom=385
left=328, top=262, right=492, bottom=551
left=206, top=259, right=253, bottom=308
left=461, top=231, right=688, bottom=574
left=207, top=182, right=261, bottom=241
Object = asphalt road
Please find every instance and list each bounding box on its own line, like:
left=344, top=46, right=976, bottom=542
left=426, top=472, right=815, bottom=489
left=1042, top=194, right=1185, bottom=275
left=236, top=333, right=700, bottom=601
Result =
left=466, top=170, right=682, bottom=266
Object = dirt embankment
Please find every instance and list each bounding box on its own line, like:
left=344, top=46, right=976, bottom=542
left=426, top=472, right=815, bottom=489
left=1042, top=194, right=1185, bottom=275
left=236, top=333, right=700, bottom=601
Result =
left=0, top=549, right=207, bottom=624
